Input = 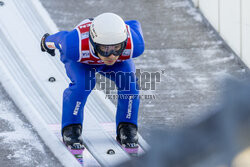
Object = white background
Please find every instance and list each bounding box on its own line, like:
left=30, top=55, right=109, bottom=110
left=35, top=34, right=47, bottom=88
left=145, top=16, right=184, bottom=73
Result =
left=192, top=0, right=250, bottom=67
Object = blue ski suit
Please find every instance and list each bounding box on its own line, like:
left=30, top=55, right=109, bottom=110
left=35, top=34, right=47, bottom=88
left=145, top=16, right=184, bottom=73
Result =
left=45, top=19, right=144, bottom=133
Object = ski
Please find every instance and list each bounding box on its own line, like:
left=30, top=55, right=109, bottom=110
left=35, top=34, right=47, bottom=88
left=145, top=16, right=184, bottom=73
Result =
left=67, top=146, right=84, bottom=165
left=116, top=140, right=139, bottom=157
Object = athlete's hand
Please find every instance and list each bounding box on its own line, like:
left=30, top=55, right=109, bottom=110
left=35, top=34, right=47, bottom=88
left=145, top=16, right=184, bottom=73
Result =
left=41, top=33, right=55, bottom=56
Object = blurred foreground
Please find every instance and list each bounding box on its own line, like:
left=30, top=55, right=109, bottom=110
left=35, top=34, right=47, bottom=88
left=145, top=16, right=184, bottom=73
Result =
left=119, top=76, right=250, bottom=167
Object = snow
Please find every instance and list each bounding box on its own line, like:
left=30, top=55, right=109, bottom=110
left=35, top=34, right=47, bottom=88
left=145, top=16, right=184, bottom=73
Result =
left=187, top=7, right=203, bottom=22
left=0, top=105, right=43, bottom=154
left=0, top=85, right=60, bottom=167
left=168, top=56, right=193, bottom=70
left=206, top=54, right=235, bottom=64
left=166, top=0, right=203, bottom=22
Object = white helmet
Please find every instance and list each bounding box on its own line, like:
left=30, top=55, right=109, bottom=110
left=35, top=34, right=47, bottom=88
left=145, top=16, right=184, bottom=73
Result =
left=89, top=13, right=128, bottom=57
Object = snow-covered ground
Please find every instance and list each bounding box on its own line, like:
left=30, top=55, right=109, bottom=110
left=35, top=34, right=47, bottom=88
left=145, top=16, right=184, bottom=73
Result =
left=0, top=83, right=61, bottom=167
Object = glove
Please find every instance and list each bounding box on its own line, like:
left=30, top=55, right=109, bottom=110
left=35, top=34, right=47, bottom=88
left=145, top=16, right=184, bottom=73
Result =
left=41, top=33, right=55, bottom=56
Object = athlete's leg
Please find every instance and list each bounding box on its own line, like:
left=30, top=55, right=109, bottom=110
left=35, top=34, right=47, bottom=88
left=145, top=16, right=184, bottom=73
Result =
left=62, top=61, right=97, bottom=132
left=100, top=59, right=140, bottom=132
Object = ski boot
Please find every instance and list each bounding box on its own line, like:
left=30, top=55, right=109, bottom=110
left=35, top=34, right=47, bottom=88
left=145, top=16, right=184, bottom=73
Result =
left=62, top=124, right=84, bottom=150
left=62, top=124, right=84, bottom=165
left=116, top=123, right=139, bottom=156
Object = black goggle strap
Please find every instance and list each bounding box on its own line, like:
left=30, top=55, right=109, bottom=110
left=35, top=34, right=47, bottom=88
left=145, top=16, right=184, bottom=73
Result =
left=89, top=33, right=98, bottom=54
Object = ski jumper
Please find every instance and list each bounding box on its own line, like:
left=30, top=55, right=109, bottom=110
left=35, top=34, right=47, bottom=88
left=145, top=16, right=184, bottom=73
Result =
left=45, top=19, right=145, bottom=133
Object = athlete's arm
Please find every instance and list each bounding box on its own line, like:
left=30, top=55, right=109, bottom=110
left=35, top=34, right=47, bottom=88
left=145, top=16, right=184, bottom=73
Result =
left=125, top=20, right=145, bottom=58
left=41, top=30, right=80, bottom=62
left=41, top=31, right=68, bottom=51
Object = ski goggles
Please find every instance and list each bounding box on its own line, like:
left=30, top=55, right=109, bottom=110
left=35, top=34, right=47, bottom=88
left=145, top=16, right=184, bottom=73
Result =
left=89, top=32, right=128, bottom=57
left=95, top=40, right=127, bottom=57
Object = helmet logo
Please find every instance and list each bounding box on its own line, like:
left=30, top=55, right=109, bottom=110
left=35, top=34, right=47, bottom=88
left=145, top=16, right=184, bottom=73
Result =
left=90, top=23, right=98, bottom=39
